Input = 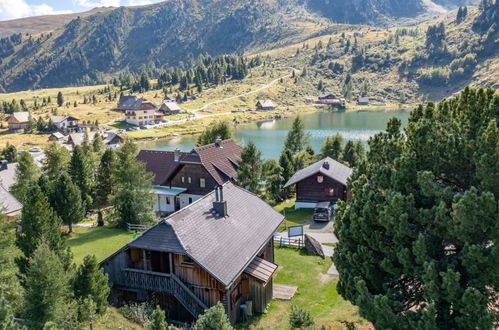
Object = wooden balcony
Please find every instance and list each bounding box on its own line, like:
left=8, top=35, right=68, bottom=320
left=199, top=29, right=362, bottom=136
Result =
left=123, top=268, right=207, bottom=318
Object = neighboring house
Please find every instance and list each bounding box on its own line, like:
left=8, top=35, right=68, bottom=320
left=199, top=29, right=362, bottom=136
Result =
left=67, top=132, right=123, bottom=150
left=318, top=93, right=336, bottom=100
left=163, top=96, right=176, bottom=103
left=357, top=97, right=370, bottom=105
left=48, top=115, right=79, bottom=130
left=159, top=101, right=182, bottom=115
left=125, top=99, right=158, bottom=126
left=102, top=132, right=123, bottom=147
left=0, top=154, right=45, bottom=191
left=0, top=186, right=22, bottom=219
left=256, top=99, right=276, bottom=111
left=116, top=95, right=138, bottom=111
left=101, top=182, right=283, bottom=324
left=5, top=112, right=34, bottom=130
left=316, top=94, right=346, bottom=107
left=137, top=139, right=243, bottom=214
left=48, top=132, right=65, bottom=141
left=284, top=157, right=352, bottom=209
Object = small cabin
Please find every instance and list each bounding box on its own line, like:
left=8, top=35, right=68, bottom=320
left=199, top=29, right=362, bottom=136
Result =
left=256, top=99, right=276, bottom=111
left=357, top=97, right=370, bottom=105
left=5, top=112, right=33, bottom=130
left=48, top=132, right=65, bottom=141
left=101, top=183, right=283, bottom=324
left=159, top=101, right=183, bottom=115
left=284, top=157, right=352, bottom=209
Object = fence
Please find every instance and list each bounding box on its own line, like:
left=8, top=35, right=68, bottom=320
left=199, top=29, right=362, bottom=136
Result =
left=273, top=235, right=304, bottom=248
left=126, top=223, right=149, bottom=232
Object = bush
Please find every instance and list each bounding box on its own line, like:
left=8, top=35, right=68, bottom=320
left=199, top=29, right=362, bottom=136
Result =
left=193, top=302, right=233, bottom=330
left=289, top=305, right=314, bottom=329
left=121, top=302, right=154, bottom=326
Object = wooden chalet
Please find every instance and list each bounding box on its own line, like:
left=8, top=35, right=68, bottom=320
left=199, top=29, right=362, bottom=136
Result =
left=137, top=139, right=243, bottom=215
left=284, top=157, right=352, bottom=209
left=5, top=112, right=33, bottom=130
left=116, top=95, right=139, bottom=111
left=48, top=115, right=79, bottom=130
left=124, top=99, right=158, bottom=126
left=357, top=97, right=370, bottom=105
left=48, top=132, right=65, bottom=141
left=67, top=132, right=123, bottom=150
left=159, top=101, right=183, bottom=115
left=101, top=183, right=283, bottom=324
left=256, top=99, right=276, bottom=111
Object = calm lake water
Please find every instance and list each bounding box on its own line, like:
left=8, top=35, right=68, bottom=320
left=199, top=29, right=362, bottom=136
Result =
left=140, top=110, right=410, bottom=159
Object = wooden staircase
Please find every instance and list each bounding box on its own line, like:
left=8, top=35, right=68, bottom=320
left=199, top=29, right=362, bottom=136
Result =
left=123, top=268, right=207, bottom=318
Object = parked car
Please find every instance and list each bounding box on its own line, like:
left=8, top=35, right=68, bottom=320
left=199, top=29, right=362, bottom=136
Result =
left=29, top=147, right=42, bottom=153
left=312, top=201, right=335, bottom=222
left=161, top=119, right=168, bottom=123
left=126, top=127, right=134, bottom=132
left=139, top=125, right=147, bottom=130
left=116, top=129, right=125, bottom=134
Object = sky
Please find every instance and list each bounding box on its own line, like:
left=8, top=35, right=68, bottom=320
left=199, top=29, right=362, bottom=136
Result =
left=0, top=0, right=164, bottom=21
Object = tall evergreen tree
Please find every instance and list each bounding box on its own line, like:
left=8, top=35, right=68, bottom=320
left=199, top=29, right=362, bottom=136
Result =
left=262, top=159, right=284, bottom=202
left=284, top=117, right=308, bottom=154
left=343, top=140, right=365, bottom=167
left=42, top=143, right=70, bottom=181
left=73, top=255, right=109, bottom=315
left=69, top=146, right=94, bottom=208
left=279, top=148, right=295, bottom=197
left=1, top=144, right=17, bottom=163
left=196, top=121, right=232, bottom=146
left=23, top=242, right=76, bottom=330
left=193, top=302, right=233, bottom=330
left=236, top=141, right=262, bottom=193
left=95, top=148, right=117, bottom=206
left=56, top=92, right=64, bottom=107
left=112, top=141, right=155, bottom=228
left=0, top=290, right=18, bottom=329
left=52, top=173, right=84, bottom=233
left=320, top=133, right=344, bottom=160
left=0, top=218, right=23, bottom=314
left=15, top=184, right=71, bottom=275
left=333, top=88, right=499, bottom=329
left=10, top=152, right=40, bottom=202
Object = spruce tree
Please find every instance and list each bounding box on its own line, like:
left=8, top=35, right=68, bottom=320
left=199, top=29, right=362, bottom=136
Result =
left=52, top=173, right=84, bottom=233
left=333, top=88, right=499, bottom=329
left=149, top=306, right=168, bottom=330
left=320, top=133, right=344, bottom=160
left=283, top=117, right=308, bottom=154
left=196, top=122, right=232, bottom=146
left=236, top=141, right=262, bottom=193
left=1, top=144, right=17, bottom=162
left=262, top=159, right=284, bottom=202
left=10, top=152, right=40, bottom=202
left=15, top=184, right=71, bottom=275
left=42, top=143, right=70, bottom=181
left=112, top=141, right=155, bottom=228
left=193, top=302, right=233, bottom=330
left=92, top=134, right=105, bottom=155
left=279, top=148, right=295, bottom=197
left=69, top=146, right=94, bottom=208
left=343, top=140, right=365, bottom=167
left=73, top=255, right=109, bottom=315
left=0, top=290, right=18, bottom=329
left=95, top=148, right=117, bottom=207
left=23, top=242, right=76, bottom=329
left=56, top=92, right=64, bottom=107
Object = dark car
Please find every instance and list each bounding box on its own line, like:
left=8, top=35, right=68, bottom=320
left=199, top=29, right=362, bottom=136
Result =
left=313, top=201, right=336, bottom=222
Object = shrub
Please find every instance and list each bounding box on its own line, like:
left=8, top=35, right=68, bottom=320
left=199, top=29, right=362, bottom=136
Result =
left=289, top=305, right=314, bottom=329
left=193, top=302, right=233, bottom=330
left=121, top=302, right=154, bottom=326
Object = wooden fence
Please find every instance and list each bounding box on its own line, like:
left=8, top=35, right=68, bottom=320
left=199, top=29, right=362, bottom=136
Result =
left=126, top=223, right=149, bottom=232
left=273, top=236, right=304, bottom=248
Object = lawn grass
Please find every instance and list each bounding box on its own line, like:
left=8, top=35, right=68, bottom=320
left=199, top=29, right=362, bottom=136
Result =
left=273, top=199, right=313, bottom=232
left=68, top=226, right=134, bottom=264
left=249, top=247, right=367, bottom=329
left=93, top=307, right=143, bottom=330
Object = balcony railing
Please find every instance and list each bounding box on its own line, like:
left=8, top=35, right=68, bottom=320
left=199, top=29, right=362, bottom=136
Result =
left=123, top=268, right=207, bottom=318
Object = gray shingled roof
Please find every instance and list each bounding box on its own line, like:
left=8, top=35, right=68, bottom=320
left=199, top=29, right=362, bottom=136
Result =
left=8, top=112, right=31, bottom=123
left=122, top=182, right=283, bottom=287
left=243, top=256, right=277, bottom=285
left=284, top=157, right=352, bottom=188
left=0, top=186, right=22, bottom=215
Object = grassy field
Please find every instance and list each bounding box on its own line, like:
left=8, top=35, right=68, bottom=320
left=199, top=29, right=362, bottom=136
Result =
left=93, top=307, right=144, bottom=330
left=273, top=199, right=314, bottom=232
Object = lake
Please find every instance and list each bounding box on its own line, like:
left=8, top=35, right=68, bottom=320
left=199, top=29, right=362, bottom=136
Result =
left=140, top=110, right=410, bottom=159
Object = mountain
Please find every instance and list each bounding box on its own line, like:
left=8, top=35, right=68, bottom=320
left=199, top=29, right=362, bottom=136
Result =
left=0, top=0, right=495, bottom=93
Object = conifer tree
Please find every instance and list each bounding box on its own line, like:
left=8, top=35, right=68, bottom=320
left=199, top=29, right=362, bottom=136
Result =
left=0, top=290, right=18, bottom=329
left=262, top=159, right=284, bottom=202
left=284, top=117, right=308, bottom=154
left=279, top=148, right=295, bottom=197
left=73, top=255, right=109, bottom=315
left=1, top=144, right=17, bottom=163
left=334, top=88, right=499, bottom=329
left=43, top=143, right=70, bottom=181
left=69, top=146, right=94, bottom=208
left=237, top=141, right=262, bottom=193
left=95, top=148, right=117, bottom=207
left=52, top=173, right=84, bottom=233
left=320, top=133, right=344, bottom=160
left=92, top=134, right=105, bottom=155
left=342, top=140, right=365, bottom=167
left=56, top=92, right=64, bottom=107
left=10, top=151, right=40, bottom=202
left=193, top=302, right=233, bottom=330
left=196, top=122, right=232, bottom=146
left=149, top=306, right=168, bottom=330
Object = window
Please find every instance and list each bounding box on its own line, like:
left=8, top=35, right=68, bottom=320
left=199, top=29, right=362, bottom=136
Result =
left=182, top=254, right=194, bottom=264
left=199, top=178, right=205, bottom=188
left=325, top=188, right=335, bottom=196
left=166, top=197, right=170, bottom=205
left=188, top=197, right=193, bottom=204
left=188, top=177, right=192, bottom=184
left=181, top=176, right=185, bottom=183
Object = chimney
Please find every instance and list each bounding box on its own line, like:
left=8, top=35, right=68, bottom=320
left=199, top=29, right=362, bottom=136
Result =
left=323, top=161, right=330, bottom=170
left=215, top=138, right=222, bottom=147
left=174, top=148, right=181, bottom=162
left=212, top=186, right=227, bottom=217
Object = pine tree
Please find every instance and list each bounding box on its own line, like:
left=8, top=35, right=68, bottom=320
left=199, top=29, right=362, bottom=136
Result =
left=23, top=242, right=76, bottom=329
left=10, top=152, right=40, bottom=202
left=289, top=305, right=314, bottom=329
left=52, top=173, right=84, bottom=233
left=56, top=92, right=64, bottom=107
left=333, top=88, right=499, bottom=329
left=342, top=140, right=364, bottom=167
left=69, top=146, right=94, bottom=208
left=196, top=122, right=232, bottom=146
left=279, top=148, right=295, bottom=197
left=284, top=117, right=308, bottom=154
left=73, top=255, right=109, bottom=315
left=140, top=71, right=151, bottom=91
left=149, top=306, right=168, bottom=330
left=95, top=148, right=117, bottom=207
left=92, top=134, right=105, bottom=155
left=193, top=302, right=233, bottom=330
left=236, top=141, right=262, bottom=194
left=112, top=141, right=155, bottom=228
left=15, top=184, right=71, bottom=275
left=0, top=217, right=23, bottom=312
left=320, top=133, right=344, bottom=160
left=42, top=143, right=70, bottom=181
left=1, top=144, right=17, bottom=163
left=262, top=159, right=284, bottom=202
left=0, top=290, right=18, bottom=329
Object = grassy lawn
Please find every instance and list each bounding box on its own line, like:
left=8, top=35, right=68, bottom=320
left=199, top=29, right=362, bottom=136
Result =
left=250, top=247, right=367, bottom=329
left=93, top=307, right=143, bottom=330
left=68, top=226, right=134, bottom=264
left=273, top=199, right=313, bottom=232
left=107, top=121, right=133, bottom=129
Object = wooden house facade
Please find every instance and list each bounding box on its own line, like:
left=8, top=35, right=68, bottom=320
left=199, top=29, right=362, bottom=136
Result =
left=284, top=157, right=352, bottom=209
left=101, top=183, right=283, bottom=324
left=5, top=112, right=33, bottom=130
left=137, top=139, right=243, bottom=215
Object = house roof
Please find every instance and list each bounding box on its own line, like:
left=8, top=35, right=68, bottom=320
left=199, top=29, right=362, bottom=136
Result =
left=102, top=132, right=122, bottom=145
left=284, top=157, right=353, bottom=188
left=68, top=132, right=97, bottom=146
left=257, top=99, right=275, bottom=108
left=117, top=96, right=138, bottom=110
left=123, top=182, right=284, bottom=287
left=7, top=112, right=31, bottom=123
left=358, top=97, right=370, bottom=103
left=243, top=256, right=278, bottom=285
left=137, top=139, right=242, bottom=186
left=50, top=132, right=65, bottom=139
left=0, top=185, right=22, bottom=215
left=160, top=102, right=182, bottom=112
left=49, top=115, right=78, bottom=123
